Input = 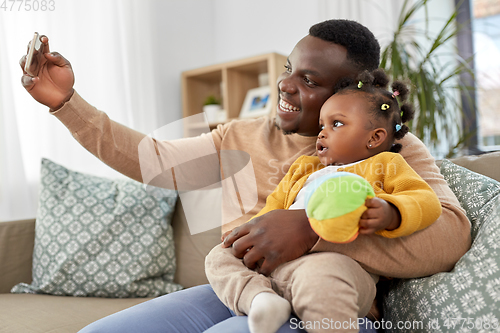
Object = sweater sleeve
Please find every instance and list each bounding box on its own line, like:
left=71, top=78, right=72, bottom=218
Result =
left=398, top=133, right=469, bottom=230
left=51, top=90, right=222, bottom=190
left=375, top=154, right=442, bottom=238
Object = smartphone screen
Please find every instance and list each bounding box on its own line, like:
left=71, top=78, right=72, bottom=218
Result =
left=25, top=32, right=41, bottom=77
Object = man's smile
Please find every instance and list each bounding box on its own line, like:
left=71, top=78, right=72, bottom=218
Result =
left=279, top=99, right=300, bottom=113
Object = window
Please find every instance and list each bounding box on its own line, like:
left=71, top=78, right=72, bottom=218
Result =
left=472, top=0, right=500, bottom=149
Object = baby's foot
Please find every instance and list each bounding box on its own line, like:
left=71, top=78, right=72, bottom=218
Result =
left=248, top=292, right=291, bottom=333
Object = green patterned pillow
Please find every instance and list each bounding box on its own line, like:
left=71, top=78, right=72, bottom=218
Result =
left=11, top=158, right=183, bottom=298
left=382, top=160, right=500, bottom=332
left=439, top=159, right=500, bottom=239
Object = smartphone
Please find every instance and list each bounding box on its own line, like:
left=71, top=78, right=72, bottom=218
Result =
left=25, top=32, right=41, bottom=77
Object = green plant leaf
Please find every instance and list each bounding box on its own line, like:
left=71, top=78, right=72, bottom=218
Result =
left=380, top=0, right=474, bottom=157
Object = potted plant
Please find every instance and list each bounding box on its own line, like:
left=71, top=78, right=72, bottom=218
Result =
left=381, top=0, right=474, bottom=158
left=203, top=95, right=222, bottom=123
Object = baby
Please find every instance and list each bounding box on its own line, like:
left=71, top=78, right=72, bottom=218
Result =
left=206, top=69, right=442, bottom=333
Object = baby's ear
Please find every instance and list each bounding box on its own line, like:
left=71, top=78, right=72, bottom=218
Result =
left=367, top=128, right=387, bottom=149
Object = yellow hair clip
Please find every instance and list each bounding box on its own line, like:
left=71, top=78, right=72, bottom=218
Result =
left=381, top=104, right=390, bottom=110
left=357, top=81, right=363, bottom=89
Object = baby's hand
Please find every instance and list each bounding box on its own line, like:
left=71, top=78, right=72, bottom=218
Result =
left=358, top=197, right=401, bottom=235
left=221, top=229, right=232, bottom=242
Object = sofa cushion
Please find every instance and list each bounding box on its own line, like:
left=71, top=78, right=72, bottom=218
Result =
left=171, top=197, right=222, bottom=288
left=448, top=151, right=500, bottom=182
left=440, top=159, right=500, bottom=239
left=381, top=160, right=500, bottom=332
left=0, top=293, right=151, bottom=333
left=0, top=219, right=34, bottom=293
left=11, top=158, right=182, bottom=298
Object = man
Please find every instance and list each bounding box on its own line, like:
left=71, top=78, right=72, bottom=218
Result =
left=21, top=19, right=470, bottom=332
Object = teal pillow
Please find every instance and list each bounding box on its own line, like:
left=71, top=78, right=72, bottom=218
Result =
left=440, top=159, right=500, bottom=239
left=382, top=160, right=500, bottom=332
left=11, top=158, right=182, bottom=298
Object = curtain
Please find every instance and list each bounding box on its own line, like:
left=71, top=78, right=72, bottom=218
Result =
left=0, top=18, right=34, bottom=220
left=0, top=0, right=161, bottom=221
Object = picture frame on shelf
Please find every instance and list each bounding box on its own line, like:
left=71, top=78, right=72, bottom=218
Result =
left=239, top=86, right=272, bottom=119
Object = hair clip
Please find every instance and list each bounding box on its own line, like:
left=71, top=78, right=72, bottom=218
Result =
left=357, top=81, right=363, bottom=89
left=381, top=104, right=390, bottom=110
left=395, top=124, right=402, bottom=132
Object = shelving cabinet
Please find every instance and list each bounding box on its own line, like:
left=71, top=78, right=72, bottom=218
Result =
left=181, top=53, right=287, bottom=137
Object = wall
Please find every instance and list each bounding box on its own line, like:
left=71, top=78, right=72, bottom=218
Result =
left=149, top=0, right=411, bottom=128
left=148, top=0, right=215, bottom=130
left=211, top=0, right=404, bottom=63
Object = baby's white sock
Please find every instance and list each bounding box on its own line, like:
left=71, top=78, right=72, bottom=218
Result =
left=248, top=292, right=292, bottom=333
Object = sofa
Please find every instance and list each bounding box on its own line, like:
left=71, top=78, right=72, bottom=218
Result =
left=1, top=151, right=499, bottom=333
left=0, top=159, right=223, bottom=333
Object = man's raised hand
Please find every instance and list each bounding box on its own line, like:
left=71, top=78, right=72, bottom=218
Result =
left=20, top=35, right=75, bottom=110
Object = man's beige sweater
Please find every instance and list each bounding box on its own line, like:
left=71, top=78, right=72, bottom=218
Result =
left=51, top=91, right=471, bottom=278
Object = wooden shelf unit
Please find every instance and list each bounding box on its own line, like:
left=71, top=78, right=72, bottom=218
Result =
left=181, top=53, right=287, bottom=137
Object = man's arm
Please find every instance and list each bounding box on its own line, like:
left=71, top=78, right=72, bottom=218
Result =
left=21, top=36, right=222, bottom=188
left=20, top=36, right=146, bottom=182
left=51, top=92, right=221, bottom=189
left=225, top=134, right=471, bottom=279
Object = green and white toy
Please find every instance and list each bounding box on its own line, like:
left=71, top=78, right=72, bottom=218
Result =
left=304, top=172, right=375, bottom=243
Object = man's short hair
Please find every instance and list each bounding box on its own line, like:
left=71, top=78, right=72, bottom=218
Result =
left=309, top=19, right=380, bottom=72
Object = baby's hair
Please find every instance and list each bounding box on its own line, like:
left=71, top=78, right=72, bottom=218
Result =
left=334, top=69, right=415, bottom=153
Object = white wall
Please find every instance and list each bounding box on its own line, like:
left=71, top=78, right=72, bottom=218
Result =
left=147, top=0, right=409, bottom=127
left=147, top=0, right=215, bottom=129
left=211, top=0, right=405, bottom=64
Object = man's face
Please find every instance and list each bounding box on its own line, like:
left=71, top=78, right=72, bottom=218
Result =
left=275, top=35, right=355, bottom=136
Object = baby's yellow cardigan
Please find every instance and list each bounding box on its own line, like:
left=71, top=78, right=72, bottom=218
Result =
left=252, top=151, right=442, bottom=239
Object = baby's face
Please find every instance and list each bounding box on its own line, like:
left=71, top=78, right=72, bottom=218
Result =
left=316, top=93, right=375, bottom=166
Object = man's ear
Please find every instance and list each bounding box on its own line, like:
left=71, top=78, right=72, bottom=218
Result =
left=367, top=128, right=387, bottom=149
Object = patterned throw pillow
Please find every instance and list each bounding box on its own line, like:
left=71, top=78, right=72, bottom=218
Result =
left=381, top=160, right=500, bottom=332
left=11, top=158, right=183, bottom=298
left=439, top=160, right=500, bottom=239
